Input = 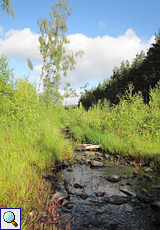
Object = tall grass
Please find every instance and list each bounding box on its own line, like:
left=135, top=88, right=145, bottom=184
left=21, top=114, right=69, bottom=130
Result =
left=0, top=101, right=73, bottom=229
left=66, top=83, right=160, bottom=166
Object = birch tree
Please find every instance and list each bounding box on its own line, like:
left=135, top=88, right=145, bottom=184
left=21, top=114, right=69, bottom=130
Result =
left=37, top=0, right=83, bottom=104
left=0, top=0, right=15, bottom=18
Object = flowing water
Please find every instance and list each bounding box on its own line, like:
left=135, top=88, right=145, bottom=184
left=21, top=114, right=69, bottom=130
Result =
left=54, top=151, right=160, bottom=230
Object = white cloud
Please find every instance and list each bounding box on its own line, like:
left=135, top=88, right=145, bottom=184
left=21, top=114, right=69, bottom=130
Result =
left=0, top=28, right=42, bottom=62
left=0, top=27, right=155, bottom=104
left=99, top=21, right=108, bottom=29
left=61, top=29, right=155, bottom=88
left=0, top=26, right=4, bottom=35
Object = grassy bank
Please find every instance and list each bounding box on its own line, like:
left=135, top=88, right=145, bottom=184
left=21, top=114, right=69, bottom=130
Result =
left=66, top=83, right=160, bottom=168
left=0, top=105, right=73, bottom=229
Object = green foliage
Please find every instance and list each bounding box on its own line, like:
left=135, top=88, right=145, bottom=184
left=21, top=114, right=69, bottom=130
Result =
left=0, top=0, right=15, bottom=17
left=27, top=58, right=33, bottom=71
left=0, top=54, right=14, bottom=114
left=67, top=82, right=160, bottom=164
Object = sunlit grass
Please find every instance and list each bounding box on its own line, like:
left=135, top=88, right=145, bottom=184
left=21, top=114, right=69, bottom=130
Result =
left=0, top=105, right=73, bottom=229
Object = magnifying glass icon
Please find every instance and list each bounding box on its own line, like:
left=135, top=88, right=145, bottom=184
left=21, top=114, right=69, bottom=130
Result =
left=3, top=211, right=18, bottom=227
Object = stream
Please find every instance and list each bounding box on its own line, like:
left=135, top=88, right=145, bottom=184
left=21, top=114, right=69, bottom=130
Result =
left=51, top=149, right=160, bottom=230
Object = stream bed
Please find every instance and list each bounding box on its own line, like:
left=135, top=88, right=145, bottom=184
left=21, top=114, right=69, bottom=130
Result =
left=52, top=150, right=160, bottom=230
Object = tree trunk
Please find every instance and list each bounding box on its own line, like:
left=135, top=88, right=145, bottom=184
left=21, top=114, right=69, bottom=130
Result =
left=38, top=17, right=57, bottom=93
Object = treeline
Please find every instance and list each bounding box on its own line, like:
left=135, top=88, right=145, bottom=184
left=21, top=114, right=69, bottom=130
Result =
left=79, top=29, right=160, bottom=110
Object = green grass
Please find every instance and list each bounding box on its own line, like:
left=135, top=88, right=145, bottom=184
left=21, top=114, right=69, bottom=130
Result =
left=0, top=105, right=73, bottom=229
left=66, top=83, right=160, bottom=167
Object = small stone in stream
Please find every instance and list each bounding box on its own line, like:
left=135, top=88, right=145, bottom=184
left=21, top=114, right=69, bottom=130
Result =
left=133, top=171, right=139, bottom=176
left=90, top=160, right=103, bottom=167
left=155, top=217, right=160, bottom=226
left=67, top=168, right=73, bottom=172
left=109, top=222, right=118, bottom=229
left=144, top=167, right=153, bottom=172
left=89, top=219, right=106, bottom=227
left=62, top=160, right=69, bottom=167
left=150, top=161, right=154, bottom=169
left=152, top=185, right=160, bottom=189
left=138, top=162, right=146, bottom=167
left=126, top=182, right=132, bottom=186
left=105, top=195, right=126, bottom=205
left=155, top=177, right=160, bottom=180
left=138, top=202, right=148, bottom=209
left=95, top=191, right=105, bottom=197
left=73, top=183, right=84, bottom=189
left=151, top=201, right=160, bottom=209
left=85, top=159, right=91, bottom=164
left=120, top=189, right=134, bottom=197
left=66, top=204, right=74, bottom=210
left=50, top=190, right=69, bottom=203
left=106, top=175, right=121, bottom=182
left=105, top=154, right=110, bottom=159
left=143, top=175, right=152, bottom=181
left=78, top=193, right=89, bottom=200
left=61, top=207, right=71, bottom=213
left=61, top=199, right=69, bottom=207
left=136, top=194, right=151, bottom=203
left=79, top=161, right=84, bottom=165
left=95, top=152, right=102, bottom=156
left=115, top=155, right=120, bottom=159
left=98, top=156, right=103, bottom=160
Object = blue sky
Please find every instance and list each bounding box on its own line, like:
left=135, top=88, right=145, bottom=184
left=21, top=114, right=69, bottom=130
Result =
left=0, top=0, right=160, bottom=104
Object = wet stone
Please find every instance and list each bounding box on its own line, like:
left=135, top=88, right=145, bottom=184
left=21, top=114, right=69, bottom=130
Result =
left=138, top=202, right=148, bottom=209
left=89, top=219, right=106, bottom=227
left=136, top=194, right=151, bottom=203
left=66, top=204, right=74, bottom=210
left=120, top=189, right=134, bottom=197
left=50, top=190, right=69, bottom=203
left=105, top=195, right=126, bottom=205
left=143, top=175, right=152, bottom=181
left=151, top=201, right=160, bottom=209
left=133, top=171, right=139, bottom=176
left=61, top=199, right=69, bottom=207
left=90, top=160, right=104, bottom=167
left=144, top=167, right=153, bottom=172
left=152, top=185, right=160, bottom=189
left=155, top=217, right=160, bottom=226
left=105, top=154, right=110, bottom=159
left=67, top=168, right=73, bottom=172
left=106, top=175, right=121, bottom=182
left=85, top=159, right=91, bottom=164
left=73, top=183, right=84, bottom=189
left=126, top=182, right=132, bottom=186
left=95, top=191, right=105, bottom=197
left=78, top=193, right=89, bottom=200
left=138, top=162, right=146, bottom=167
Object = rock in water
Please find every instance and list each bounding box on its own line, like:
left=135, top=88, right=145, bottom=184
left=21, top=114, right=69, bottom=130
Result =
left=90, top=160, right=103, bottom=167
left=49, top=190, right=69, bottom=203
left=136, top=194, right=151, bottom=203
left=95, top=191, right=105, bottom=197
left=106, top=175, right=121, bottom=182
left=73, top=183, right=84, bottom=189
left=151, top=201, right=160, bottom=209
left=120, top=189, right=134, bottom=197
left=78, top=193, right=89, bottom=200
left=105, top=195, right=126, bottom=205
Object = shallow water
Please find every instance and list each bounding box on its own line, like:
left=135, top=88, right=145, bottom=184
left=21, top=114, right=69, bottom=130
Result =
left=56, top=151, right=160, bottom=229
